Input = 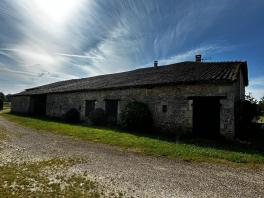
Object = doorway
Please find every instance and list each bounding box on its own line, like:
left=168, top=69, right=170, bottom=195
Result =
left=105, top=99, right=118, bottom=124
left=30, top=94, right=47, bottom=116
left=192, top=97, right=221, bottom=138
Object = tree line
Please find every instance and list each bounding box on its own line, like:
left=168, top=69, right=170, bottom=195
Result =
left=246, top=94, right=264, bottom=114
left=259, top=96, right=264, bottom=113
left=0, top=92, right=12, bottom=102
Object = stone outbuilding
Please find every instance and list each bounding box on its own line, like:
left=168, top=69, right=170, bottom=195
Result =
left=11, top=57, right=248, bottom=139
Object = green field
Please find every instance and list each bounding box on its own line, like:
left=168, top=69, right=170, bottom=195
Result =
left=1, top=113, right=264, bottom=166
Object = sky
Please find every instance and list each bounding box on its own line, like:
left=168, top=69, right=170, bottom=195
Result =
left=0, top=0, right=264, bottom=100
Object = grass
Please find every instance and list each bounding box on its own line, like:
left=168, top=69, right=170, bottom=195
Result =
left=1, top=113, right=264, bottom=166
left=259, top=116, right=264, bottom=123
left=0, top=102, right=11, bottom=114
left=3, top=102, right=10, bottom=110
left=0, top=158, right=106, bottom=197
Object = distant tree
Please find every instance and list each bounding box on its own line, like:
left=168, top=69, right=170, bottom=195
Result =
left=237, top=93, right=261, bottom=138
left=0, top=92, right=3, bottom=111
left=259, top=96, right=264, bottom=113
left=0, top=92, right=5, bottom=102
left=245, top=93, right=258, bottom=104
left=5, top=94, right=12, bottom=102
left=244, top=93, right=260, bottom=119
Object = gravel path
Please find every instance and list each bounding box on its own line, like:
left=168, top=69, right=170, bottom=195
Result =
left=0, top=116, right=263, bottom=197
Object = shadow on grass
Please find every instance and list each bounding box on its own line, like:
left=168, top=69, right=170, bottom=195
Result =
left=5, top=112, right=264, bottom=157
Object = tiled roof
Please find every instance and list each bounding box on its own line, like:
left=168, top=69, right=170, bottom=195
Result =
left=14, top=61, right=248, bottom=96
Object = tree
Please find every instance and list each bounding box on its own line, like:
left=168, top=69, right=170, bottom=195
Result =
left=0, top=92, right=5, bottom=102
left=245, top=93, right=258, bottom=104
left=244, top=93, right=260, bottom=120
left=0, top=92, right=4, bottom=111
left=259, top=96, right=264, bottom=113
left=237, top=93, right=261, bottom=138
left=5, top=94, right=12, bottom=102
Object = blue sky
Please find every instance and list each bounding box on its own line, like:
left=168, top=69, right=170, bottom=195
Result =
left=0, top=0, right=264, bottom=99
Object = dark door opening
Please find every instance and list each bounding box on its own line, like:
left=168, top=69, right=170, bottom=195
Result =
left=85, top=100, right=95, bottom=117
left=105, top=100, right=118, bottom=124
left=192, top=97, right=220, bottom=139
left=30, top=95, right=47, bottom=116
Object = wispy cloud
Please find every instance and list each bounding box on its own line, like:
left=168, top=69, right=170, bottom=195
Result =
left=0, top=0, right=262, bottom=96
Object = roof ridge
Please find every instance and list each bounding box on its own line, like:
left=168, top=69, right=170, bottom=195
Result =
left=14, top=61, right=247, bottom=96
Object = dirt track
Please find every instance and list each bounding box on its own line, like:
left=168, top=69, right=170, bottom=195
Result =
left=0, top=116, right=263, bottom=197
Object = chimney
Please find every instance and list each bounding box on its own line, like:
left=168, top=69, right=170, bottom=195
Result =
left=154, top=60, right=158, bottom=67
left=195, top=54, right=202, bottom=62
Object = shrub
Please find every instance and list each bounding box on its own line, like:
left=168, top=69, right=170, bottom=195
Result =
left=63, top=108, right=80, bottom=123
left=237, top=100, right=260, bottom=125
left=236, top=98, right=261, bottom=138
left=259, top=96, right=264, bottom=113
left=120, top=101, right=152, bottom=131
left=89, top=108, right=106, bottom=126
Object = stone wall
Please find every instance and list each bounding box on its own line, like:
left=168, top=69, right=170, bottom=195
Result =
left=11, top=96, right=31, bottom=113
left=45, top=83, right=237, bottom=139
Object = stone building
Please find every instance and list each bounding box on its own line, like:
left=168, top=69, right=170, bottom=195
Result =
left=11, top=56, right=248, bottom=139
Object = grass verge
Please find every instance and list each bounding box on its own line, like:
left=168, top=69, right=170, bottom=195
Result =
left=1, top=113, right=264, bottom=166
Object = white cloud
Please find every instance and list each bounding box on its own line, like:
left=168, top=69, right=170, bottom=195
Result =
left=0, top=0, right=241, bottom=94
left=246, top=76, right=264, bottom=101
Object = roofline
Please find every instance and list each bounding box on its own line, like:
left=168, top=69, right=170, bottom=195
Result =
left=12, top=60, right=249, bottom=97
left=23, top=60, right=248, bottom=91
left=12, top=80, right=236, bottom=97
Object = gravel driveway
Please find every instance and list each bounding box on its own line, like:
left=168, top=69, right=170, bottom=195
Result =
left=0, top=116, right=263, bottom=197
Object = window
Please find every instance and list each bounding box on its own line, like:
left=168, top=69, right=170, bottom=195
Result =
left=162, top=105, right=167, bottom=113
left=85, top=100, right=95, bottom=116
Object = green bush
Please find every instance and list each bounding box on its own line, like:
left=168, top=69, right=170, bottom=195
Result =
left=63, top=108, right=80, bottom=123
left=120, top=101, right=152, bottom=131
left=89, top=108, right=106, bottom=126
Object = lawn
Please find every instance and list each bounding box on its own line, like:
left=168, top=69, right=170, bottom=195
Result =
left=1, top=113, right=264, bottom=166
